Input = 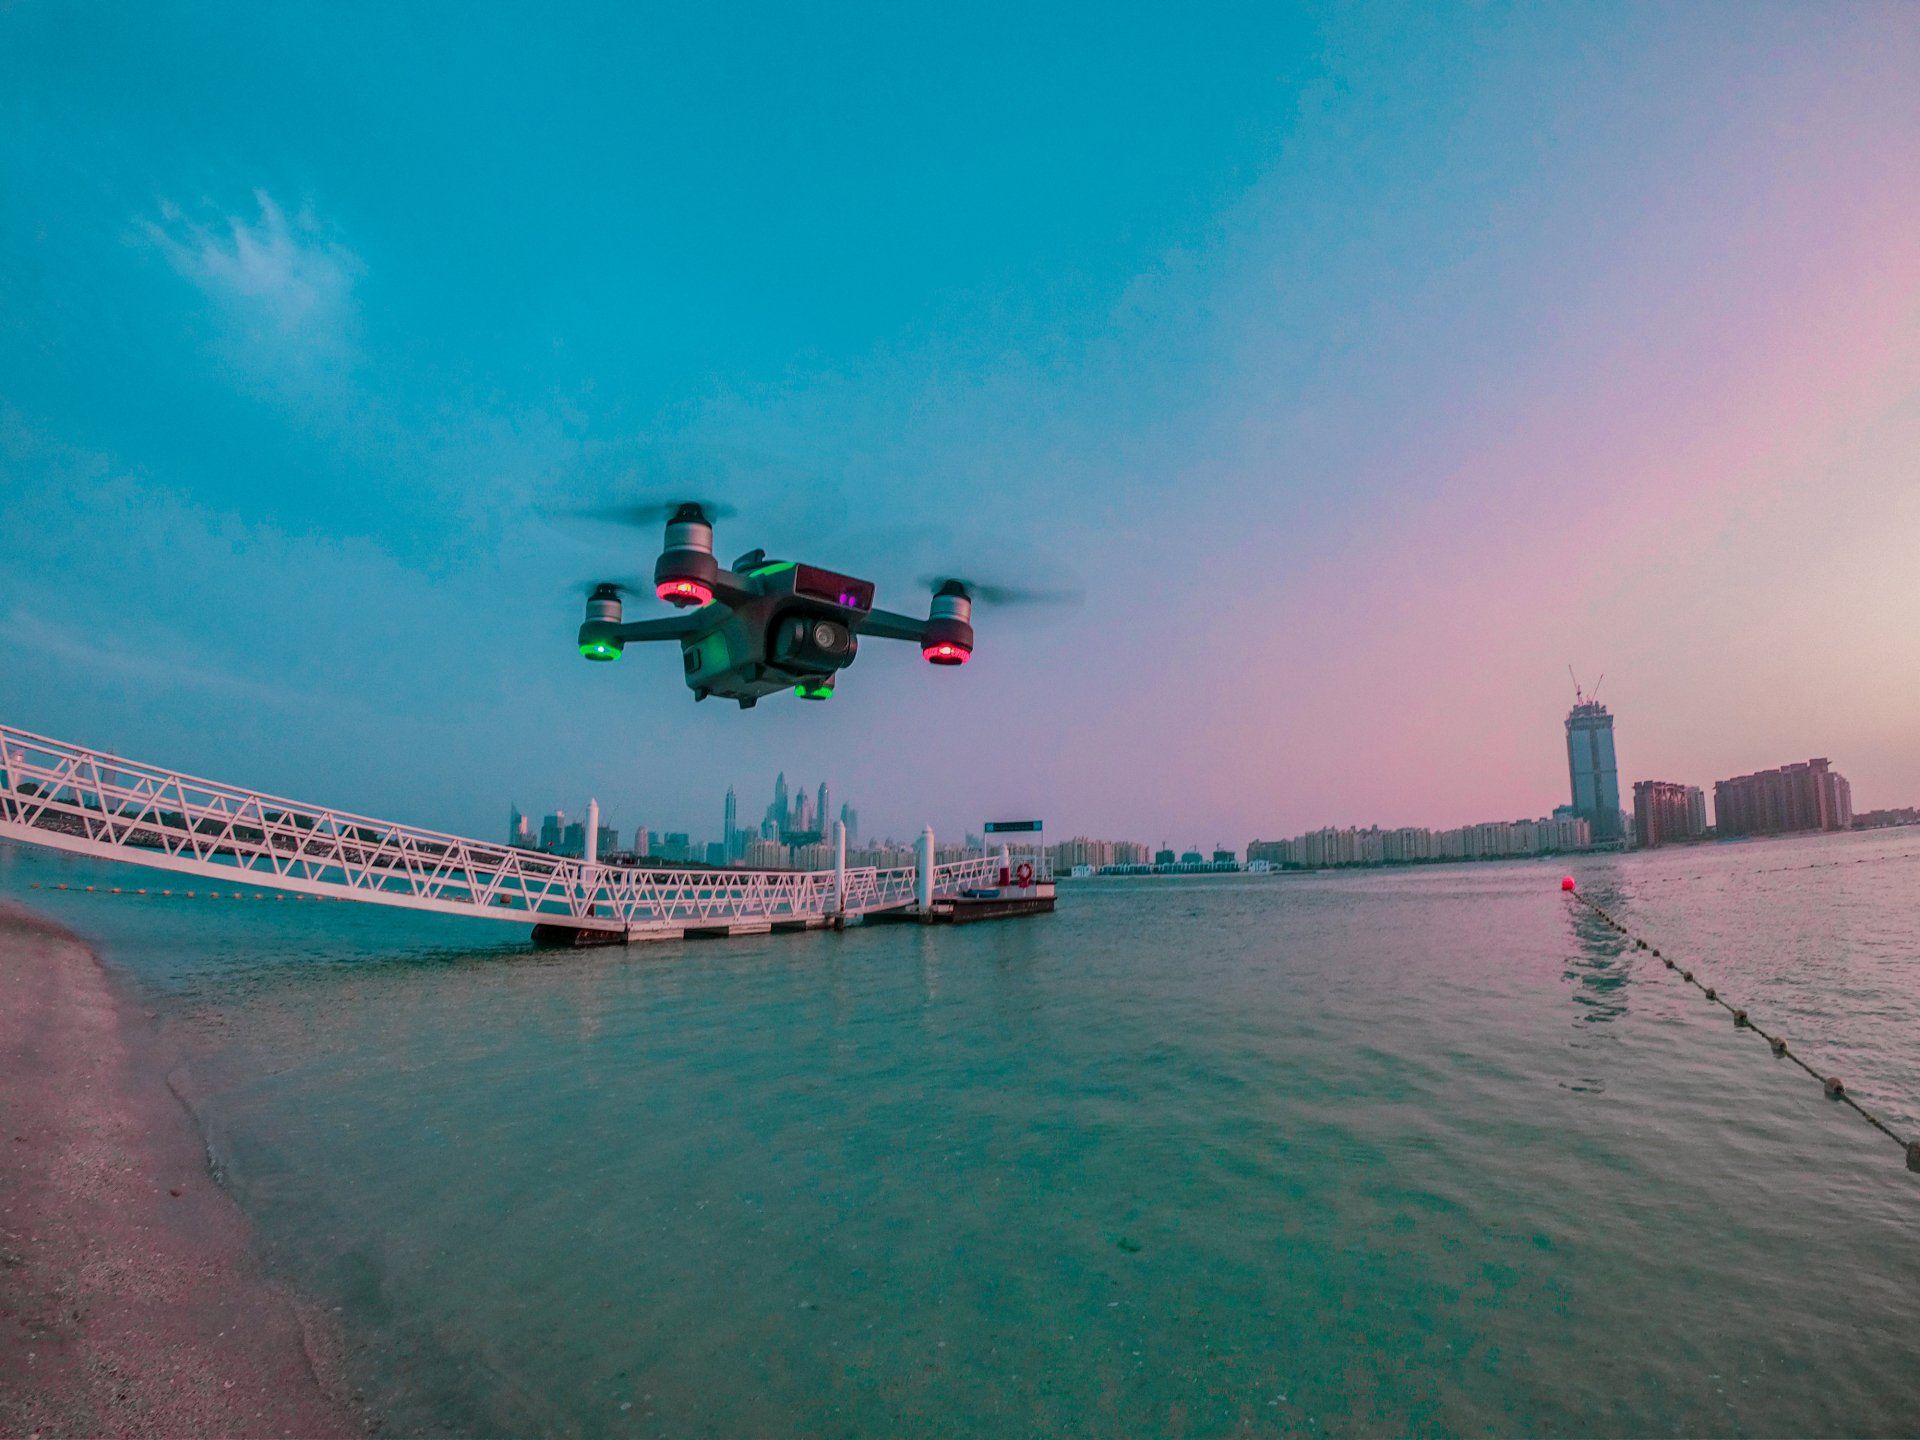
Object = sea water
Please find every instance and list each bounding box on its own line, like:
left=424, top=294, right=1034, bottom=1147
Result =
left=6, top=829, right=1920, bottom=1436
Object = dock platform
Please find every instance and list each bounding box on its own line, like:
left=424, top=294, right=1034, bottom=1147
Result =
left=866, top=884, right=1056, bottom=925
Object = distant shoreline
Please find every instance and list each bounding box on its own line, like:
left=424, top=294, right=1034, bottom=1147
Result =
left=0, top=902, right=365, bottom=1437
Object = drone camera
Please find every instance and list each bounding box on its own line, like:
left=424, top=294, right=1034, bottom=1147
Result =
left=770, top=613, right=858, bottom=674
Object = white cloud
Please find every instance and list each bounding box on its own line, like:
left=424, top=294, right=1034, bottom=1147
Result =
left=0, top=603, right=296, bottom=710
left=143, top=191, right=363, bottom=372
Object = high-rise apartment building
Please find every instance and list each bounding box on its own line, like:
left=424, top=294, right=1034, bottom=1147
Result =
left=744, top=837, right=787, bottom=868
left=540, top=811, right=565, bottom=852
left=1565, top=700, right=1622, bottom=843
left=1052, top=836, right=1120, bottom=870
left=1632, top=780, right=1695, bottom=848
left=1685, top=786, right=1707, bottom=838
left=1250, top=814, right=1588, bottom=868
left=1714, top=758, right=1853, bottom=837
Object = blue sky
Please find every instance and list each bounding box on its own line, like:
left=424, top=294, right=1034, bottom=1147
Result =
left=4, top=2, right=1917, bottom=848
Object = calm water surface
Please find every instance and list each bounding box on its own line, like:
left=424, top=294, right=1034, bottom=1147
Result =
left=7, top=830, right=1920, bottom=1436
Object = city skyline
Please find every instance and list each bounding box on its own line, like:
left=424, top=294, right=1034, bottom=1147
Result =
left=323, top=685, right=1920, bottom=866
left=509, top=770, right=873, bottom=864
left=4, top=5, right=1917, bottom=842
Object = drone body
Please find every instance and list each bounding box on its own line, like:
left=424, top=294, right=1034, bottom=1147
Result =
left=577, top=504, right=976, bottom=708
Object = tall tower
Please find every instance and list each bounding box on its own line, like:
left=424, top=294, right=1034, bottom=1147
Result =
left=723, top=786, right=738, bottom=857
left=1565, top=695, right=1622, bottom=843
left=817, top=782, right=830, bottom=839
left=772, top=772, right=789, bottom=833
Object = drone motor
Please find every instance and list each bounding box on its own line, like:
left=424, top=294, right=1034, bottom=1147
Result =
left=579, top=583, right=627, bottom=662
left=653, top=502, right=720, bottom=607
left=922, top=580, right=974, bottom=665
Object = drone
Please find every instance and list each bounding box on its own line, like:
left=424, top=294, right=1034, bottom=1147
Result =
left=573, top=502, right=1061, bottom=707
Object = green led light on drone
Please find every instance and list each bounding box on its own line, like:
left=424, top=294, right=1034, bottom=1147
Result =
left=749, top=561, right=797, bottom=576
left=580, top=642, right=620, bottom=662
left=795, top=683, right=833, bottom=699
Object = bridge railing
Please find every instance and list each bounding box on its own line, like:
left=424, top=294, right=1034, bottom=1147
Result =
left=0, top=724, right=1003, bottom=931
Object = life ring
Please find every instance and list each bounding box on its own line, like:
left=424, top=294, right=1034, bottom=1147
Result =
left=1014, top=862, right=1035, bottom=887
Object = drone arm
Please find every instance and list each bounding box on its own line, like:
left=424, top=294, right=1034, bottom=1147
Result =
left=610, top=613, right=709, bottom=644
left=707, top=569, right=756, bottom=608
left=857, top=608, right=930, bottom=644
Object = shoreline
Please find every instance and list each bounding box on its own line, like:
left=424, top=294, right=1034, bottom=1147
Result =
left=0, top=901, right=365, bottom=1438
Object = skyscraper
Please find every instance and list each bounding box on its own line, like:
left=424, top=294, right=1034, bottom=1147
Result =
left=1565, top=699, right=1622, bottom=843
left=839, top=802, right=858, bottom=844
left=723, top=786, right=738, bottom=858
left=772, top=772, right=789, bottom=830
left=817, top=782, right=830, bottom=837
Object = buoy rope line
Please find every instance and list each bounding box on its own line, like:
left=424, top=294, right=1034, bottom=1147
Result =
left=24, top=881, right=345, bottom=902
left=1618, top=848, right=1920, bottom=890
left=1567, top=888, right=1920, bottom=1174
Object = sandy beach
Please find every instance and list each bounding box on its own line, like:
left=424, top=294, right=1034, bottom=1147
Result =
left=0, top=901, right=362, bottom=1438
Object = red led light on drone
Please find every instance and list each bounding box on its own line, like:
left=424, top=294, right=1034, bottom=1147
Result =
left=655, top=579, right=713, bottom=607
left=923, top=642, right=970, bottom=665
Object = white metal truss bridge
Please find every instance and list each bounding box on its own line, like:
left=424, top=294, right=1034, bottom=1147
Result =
left=0, top=723, right=1012, bottom=943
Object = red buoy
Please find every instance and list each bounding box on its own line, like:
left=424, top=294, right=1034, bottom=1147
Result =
left=1560, top=876, right=1576, bottom=892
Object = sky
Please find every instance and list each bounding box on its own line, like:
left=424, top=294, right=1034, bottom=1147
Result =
left=2, top=1, right=1917, bottom=850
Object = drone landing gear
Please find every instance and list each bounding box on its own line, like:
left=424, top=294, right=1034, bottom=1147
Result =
left=738, top=696, right=757, bottom=709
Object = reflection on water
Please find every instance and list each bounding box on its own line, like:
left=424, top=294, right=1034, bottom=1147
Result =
left=6, top=831, right=1920, bottom=1437
left=1565, top=897, right=1632, bottom=1026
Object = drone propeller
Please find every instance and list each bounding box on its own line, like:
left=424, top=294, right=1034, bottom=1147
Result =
left=576, top=578, right=651, bottom=601
left=919, top=575, right=1083, bottom=609
left=557, top=498, right=738, bottom=530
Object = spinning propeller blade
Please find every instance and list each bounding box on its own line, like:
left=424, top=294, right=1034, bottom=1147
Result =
left=555, top=498, right=738, bottom=529
left=576, top=578, right=650, bottom=600
left=919, top=575, right=1083, bottom=609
